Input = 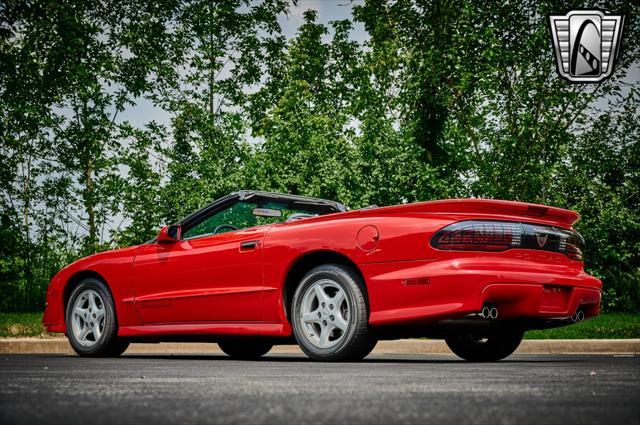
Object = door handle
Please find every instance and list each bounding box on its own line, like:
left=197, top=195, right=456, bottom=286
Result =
left=240, top=240, right=260, bottom=250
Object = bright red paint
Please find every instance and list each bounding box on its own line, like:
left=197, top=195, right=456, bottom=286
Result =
left=43, top=197, right=601, bottom=340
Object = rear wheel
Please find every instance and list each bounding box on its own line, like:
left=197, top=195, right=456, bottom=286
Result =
left=445, top=330, right=523, bottom=362
left=292, top=264, right=377, bottom=361
left=218, top=338, right=273, bottom=360
left=65, top=278, right=129, bottom=357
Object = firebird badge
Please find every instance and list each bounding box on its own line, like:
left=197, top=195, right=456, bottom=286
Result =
left=549, top=10, right=624, bottom=83
left=536, top=233, right=549, bottom=248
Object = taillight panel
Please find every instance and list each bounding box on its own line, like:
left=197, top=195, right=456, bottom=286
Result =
left=431, top=220, right=585, bottom=261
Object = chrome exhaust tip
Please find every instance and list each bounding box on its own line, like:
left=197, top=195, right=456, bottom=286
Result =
left=479, top=305, right=498, bottom=320
left=489, top=307, right=499, bottom=320
left=481, top=306, right=491, bottom=319
left=571, top=309, right=585, bottom=323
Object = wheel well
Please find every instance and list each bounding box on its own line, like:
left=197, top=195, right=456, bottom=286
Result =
left=63, top=270, right=109, bottom=312
left=283, top=250, right=367, bottom=321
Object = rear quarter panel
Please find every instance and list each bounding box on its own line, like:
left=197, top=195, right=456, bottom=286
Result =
left=261, top=212, right=451, bottom=323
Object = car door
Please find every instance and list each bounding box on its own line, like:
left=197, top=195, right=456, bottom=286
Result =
left=132, top=203, right=271, bottom=324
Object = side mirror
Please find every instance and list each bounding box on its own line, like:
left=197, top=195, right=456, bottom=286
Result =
left=157, top=225, right=181, bottom=243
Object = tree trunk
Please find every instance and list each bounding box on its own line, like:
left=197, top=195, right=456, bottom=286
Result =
left=83, top=157, right=97, bottom=252
left=209, top=28, right=215, bottom=115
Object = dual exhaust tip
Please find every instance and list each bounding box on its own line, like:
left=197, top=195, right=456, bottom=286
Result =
left=571, top=309, right=585, bottom=323
left=480, top=305, right=499, bottom=320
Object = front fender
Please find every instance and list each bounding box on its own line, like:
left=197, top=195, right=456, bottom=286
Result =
left=42, top=245, right=143, bottom=334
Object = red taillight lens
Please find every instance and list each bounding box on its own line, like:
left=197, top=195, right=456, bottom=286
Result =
left=431, top=220, right=585, bottom=261
left=559, top=232, right=584, bottom=261
left=432, top=221, right=521, bottom=251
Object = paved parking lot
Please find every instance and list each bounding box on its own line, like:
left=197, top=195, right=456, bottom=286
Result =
left=1, top=354, right=638, bottom=424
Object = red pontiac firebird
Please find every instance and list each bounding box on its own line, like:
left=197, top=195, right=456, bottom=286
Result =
left=43, top=190, right=601, bottom=361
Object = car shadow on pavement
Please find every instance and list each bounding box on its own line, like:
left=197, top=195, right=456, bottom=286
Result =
left=111, top=354, right=583, bottom=364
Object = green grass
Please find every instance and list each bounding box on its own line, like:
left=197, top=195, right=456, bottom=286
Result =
left=524, top=313, right=640, bottom=339
left=1, top=312, right=639, bottom=339
left=0, top=312, right=49, bottom=337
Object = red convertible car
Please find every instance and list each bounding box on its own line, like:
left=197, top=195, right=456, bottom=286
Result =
left=43, top=191, right=601, bottom=361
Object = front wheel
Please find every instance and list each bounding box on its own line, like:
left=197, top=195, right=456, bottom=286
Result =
left=445, top=330, right=524, bottom=362
left=65, top=278, right=129, bottom=357
left=292, top=264, right=377, bottom=361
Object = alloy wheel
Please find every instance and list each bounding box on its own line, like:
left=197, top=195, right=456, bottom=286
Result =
left=299, top=278, right=351, bottom=348
left=71, top=289, right=106, bottom=347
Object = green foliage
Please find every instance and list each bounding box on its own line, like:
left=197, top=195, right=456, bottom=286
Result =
left=0, top=312, right=50, bottom=337
left=247, top=12, right=358, bottom=202
left=0, top=0, right=638, bottom=313
left=525, top=313, right=640, bottom=339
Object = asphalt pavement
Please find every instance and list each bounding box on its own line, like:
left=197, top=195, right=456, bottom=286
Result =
left=1, top=353, right=638, bottom=425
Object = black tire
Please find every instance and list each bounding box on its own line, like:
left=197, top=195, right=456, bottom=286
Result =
left=65, top=278, right=128, bottom=357
left=445, top=330, right=524, bottom=362
left=291, top=264, right=377, bottom=361
left=218, top=338, right=273, bottom=360
left=102, top=338, right=130, bottom=356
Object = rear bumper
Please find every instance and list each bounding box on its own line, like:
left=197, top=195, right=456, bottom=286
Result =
left=479, top=283, right=600, bottom=320
left=362, top=258, right=601, bottom=326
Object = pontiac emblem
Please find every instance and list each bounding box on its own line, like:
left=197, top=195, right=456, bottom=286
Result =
left=549, top=10, right=624, bottom=83
left=536, top=234, right=549, bottom=248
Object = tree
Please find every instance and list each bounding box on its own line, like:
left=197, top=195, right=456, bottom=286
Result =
left=552, top=92, right=640, bottom=311
left=126, top=0, right=290, bottom=222
left=353, top=0, right=640, bottom=311
left=0, top=0, right=638, bottom=313
left=248, top=11, right=357, bottom=203
left=0, top=0, right=163, bottom=307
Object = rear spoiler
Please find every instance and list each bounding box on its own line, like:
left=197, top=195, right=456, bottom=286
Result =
left=359, top=199, right=580, bottom=228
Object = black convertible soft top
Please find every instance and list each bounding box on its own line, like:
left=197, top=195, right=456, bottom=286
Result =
left=236, top=190, right=347, bottom=214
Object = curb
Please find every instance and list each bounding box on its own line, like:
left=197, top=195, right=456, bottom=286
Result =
left=1, top=338, right=638, bottom=355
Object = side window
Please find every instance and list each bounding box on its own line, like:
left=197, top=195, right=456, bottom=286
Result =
left=181, top=200, right=321, bottom=240
left=183, top=202, right=259, bottom=240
